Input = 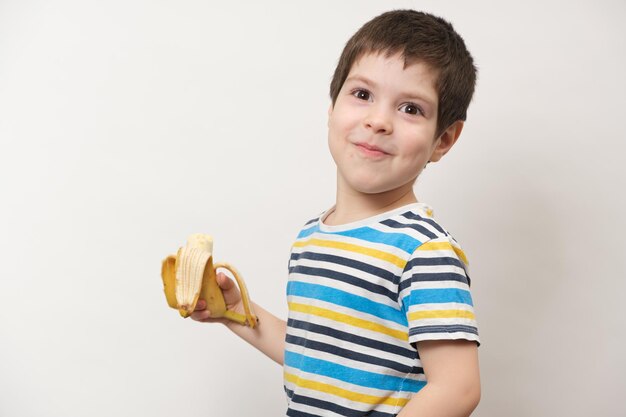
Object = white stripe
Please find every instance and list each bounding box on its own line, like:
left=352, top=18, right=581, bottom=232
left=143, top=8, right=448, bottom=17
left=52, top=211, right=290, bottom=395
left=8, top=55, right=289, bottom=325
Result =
left=408, top=248, right=460, bottom=258
left=287, top=401, right=349, bottom=417
left=402, top=280, right=470, bottom=290
left=405, top=263, right=468, bottom=275
left=406, top=300, right=476, bottom=313
left=408, top=317, right=478, bottom=327
left=408, top=302, right=475, bottom=312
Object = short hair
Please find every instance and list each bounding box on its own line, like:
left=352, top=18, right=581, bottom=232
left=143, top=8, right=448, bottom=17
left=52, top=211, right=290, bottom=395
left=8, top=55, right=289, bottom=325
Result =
left=329, top=10, right=477, bottom=138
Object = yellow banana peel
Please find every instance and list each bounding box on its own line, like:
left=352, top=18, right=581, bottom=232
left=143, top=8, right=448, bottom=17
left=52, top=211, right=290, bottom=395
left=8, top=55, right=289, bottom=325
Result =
left=161, top=234, right=258, bottom=328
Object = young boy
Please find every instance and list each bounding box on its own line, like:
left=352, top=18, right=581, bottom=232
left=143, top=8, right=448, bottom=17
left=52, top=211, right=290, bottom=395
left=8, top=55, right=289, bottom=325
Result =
left=192, top=9, right=480, bottom=417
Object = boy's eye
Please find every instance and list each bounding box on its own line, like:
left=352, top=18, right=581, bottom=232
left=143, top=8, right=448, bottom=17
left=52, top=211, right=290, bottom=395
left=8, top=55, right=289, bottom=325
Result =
left=400, top=103, right=423, bottom=116
left=352, top=89, right=371, bottom=101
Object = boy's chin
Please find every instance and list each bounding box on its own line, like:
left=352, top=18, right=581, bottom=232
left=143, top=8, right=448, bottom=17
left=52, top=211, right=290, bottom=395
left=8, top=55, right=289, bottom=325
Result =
left=338, top=170, right=419, bottom=197
left=347, top=180, right=417, bottom=196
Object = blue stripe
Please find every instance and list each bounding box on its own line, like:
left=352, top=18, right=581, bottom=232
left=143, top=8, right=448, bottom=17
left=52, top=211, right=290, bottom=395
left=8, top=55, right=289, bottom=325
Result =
left=402, top=288, right=474, bottom=307
left=297, top=224, right=319, bottom=239
left=287, top=281, right=406, bottom=325
left=324, top=226, right=420, bottom=254
left=284, top=350, right=426, bottom=393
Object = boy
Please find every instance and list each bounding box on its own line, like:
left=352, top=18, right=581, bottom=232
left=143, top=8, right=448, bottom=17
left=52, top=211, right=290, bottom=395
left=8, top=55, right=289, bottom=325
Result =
left=192, top=9, right=480, bottom=417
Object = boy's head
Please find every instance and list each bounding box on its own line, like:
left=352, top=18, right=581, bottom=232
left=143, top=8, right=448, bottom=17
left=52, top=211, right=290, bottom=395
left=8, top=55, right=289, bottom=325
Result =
left=329, top=10, right=477, bottom=139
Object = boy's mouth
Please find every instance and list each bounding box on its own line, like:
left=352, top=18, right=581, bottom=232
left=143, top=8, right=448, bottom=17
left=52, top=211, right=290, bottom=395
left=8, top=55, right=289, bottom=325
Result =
left=354, top=142, right=390, bottom=157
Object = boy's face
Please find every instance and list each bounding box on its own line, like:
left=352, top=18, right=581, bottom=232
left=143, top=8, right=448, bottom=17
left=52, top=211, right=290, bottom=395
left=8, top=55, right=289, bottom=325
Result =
left=328, top=52, right=452, bottom=196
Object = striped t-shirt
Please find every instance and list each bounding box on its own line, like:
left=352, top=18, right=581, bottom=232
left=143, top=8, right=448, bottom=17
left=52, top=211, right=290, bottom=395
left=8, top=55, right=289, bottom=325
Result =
left=284, top=202, right=479, bottom=417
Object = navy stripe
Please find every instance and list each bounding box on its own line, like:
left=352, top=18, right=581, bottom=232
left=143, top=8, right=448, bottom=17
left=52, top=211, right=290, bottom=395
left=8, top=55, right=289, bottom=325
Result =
left=405, top=255, right=466, bottom=270
left=286, top=334, right=417, bottom=374
left=400, top=212, right=446, bottom=235
left=288, top=394, right=397, bottom=417
left=380, top=218, right=437, bottom=241
left=287, top=406, right=323, bottom=417
left=288, top=318, right=418, bottom=360
left=289, top=265, right=398, bottom=301
left=304, top=217, right=320, bottom=226
left=409, top=324, right=479, bottom=337
left=411, top=271, right=469, bottom=285
left=289, top=251, right=400, bottom=285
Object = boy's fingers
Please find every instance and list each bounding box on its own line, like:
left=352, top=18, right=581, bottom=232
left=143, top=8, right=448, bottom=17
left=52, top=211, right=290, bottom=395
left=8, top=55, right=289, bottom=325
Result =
left=195, top=299, right=207, bottom=311
left=216, top=272, right=236, bottom=291
left=190, top=309, right=211, bottom=321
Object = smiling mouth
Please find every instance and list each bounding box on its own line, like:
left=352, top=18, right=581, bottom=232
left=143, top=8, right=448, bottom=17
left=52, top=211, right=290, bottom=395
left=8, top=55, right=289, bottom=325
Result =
left=355, top=142, right=390, bottom=157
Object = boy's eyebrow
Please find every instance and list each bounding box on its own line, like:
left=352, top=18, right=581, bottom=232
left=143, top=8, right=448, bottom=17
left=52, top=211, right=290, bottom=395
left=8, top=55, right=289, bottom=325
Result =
left=345, top=75, right=437, bottom=106
left=346, top=75, right=378, bottom=88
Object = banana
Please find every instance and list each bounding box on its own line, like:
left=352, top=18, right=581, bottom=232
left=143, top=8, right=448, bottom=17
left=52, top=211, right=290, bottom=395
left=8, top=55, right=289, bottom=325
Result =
left=161, top=234, right=258, bottom=328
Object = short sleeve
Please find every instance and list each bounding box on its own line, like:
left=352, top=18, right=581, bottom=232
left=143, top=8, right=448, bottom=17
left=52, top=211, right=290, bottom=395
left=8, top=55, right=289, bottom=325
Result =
left=398, top=236, right=480, bottom=346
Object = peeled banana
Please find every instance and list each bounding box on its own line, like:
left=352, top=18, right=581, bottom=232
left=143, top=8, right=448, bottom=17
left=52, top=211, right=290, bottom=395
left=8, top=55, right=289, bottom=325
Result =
left=161, top=234, right=258, bottom=328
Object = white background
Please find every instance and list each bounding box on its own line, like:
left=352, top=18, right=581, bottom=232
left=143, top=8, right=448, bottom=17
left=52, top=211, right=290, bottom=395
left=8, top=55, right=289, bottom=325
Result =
left=1, top=1, right=625, bottom=416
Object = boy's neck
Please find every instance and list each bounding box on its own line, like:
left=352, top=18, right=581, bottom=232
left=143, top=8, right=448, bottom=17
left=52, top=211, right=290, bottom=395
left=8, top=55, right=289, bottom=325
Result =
left=325, top=178, right=418, bottom=226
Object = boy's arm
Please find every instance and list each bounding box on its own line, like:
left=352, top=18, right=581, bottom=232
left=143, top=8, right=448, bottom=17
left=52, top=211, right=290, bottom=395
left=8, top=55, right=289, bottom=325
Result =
left=397, top=340, right=481, bottom=417
left=224, top=300, right=286, bottom=365
left=191, top=273, right=286, bottom=366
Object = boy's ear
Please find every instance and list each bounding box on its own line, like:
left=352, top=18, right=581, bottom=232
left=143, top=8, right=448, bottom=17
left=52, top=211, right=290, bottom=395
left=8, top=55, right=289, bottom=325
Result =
left=429, top=120, right=464, bottom=163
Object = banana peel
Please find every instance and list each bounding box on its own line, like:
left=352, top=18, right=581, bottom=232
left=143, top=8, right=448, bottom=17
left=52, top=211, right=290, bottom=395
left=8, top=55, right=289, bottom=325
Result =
left=161, top=234, right=258, bottom=328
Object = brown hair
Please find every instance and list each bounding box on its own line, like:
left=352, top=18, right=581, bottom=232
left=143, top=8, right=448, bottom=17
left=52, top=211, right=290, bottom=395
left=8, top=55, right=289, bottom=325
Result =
left=329, top=10, right=477, bottom=138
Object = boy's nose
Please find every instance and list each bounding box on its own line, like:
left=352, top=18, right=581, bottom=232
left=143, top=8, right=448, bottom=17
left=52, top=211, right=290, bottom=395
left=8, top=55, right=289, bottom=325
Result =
left=364, top=107, right=393, bottom=134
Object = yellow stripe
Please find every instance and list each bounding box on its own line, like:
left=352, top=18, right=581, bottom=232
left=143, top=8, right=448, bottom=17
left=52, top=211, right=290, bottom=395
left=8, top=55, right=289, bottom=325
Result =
left=293, top=238, right=406, bottom=269
left=289, top=302, right=408, bottom=341
left=408, top=309, right=475, bottom=321
left=417, top=241, right=469, bottom=266
left=284, top=372, right=409, bottom=407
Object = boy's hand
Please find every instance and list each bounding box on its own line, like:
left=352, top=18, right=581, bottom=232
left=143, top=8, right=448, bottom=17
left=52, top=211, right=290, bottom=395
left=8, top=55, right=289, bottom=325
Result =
left=190, top=272, right=244, bottom=324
